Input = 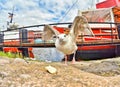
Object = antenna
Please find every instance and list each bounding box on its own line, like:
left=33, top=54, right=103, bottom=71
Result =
left=8, top=6, right=15, bottom=23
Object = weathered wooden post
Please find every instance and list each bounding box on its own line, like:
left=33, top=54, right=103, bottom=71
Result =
left=18, top=29, right=29, bottom=58
left=0, top=32, right=4, bottom=51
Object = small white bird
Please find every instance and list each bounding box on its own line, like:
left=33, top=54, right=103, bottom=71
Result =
left=42, top=16, right=94, bottom=64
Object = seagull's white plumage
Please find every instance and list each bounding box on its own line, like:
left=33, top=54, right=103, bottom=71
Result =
left=42, top=16, right=94, bottom=64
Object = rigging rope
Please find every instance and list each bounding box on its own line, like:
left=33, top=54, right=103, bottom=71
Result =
left=58, top=0, right=79, bottom=23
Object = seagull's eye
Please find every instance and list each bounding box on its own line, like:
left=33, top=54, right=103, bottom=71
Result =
left=64, top=35, right=66, bottom=37
left=53, top=35, right=57, bottom=38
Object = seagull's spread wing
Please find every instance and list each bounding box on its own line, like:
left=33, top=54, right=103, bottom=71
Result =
left=42, top=25, right=60, bottom=40
left=70, top=16, right=94, bottom=38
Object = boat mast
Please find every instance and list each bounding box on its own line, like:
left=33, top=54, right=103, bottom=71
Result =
left=7, top=6, right=16, bottom=30
left=8, top=6, right=14, bottom=23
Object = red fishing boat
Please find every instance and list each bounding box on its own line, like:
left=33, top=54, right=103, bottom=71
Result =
left=52, top=3, right=120, bottom=60
left=53, top=23, right=120, bottom=60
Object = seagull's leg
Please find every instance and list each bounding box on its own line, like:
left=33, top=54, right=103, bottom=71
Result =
left=72, top=51, right=76, bottom=64
left=65, top=55, right=68, bottom=65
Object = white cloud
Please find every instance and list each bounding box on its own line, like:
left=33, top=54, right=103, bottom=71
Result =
left=0, top=0, right=97, bottom=30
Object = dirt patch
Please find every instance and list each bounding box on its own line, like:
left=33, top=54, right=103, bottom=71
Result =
left=0, top=57, right=120, bottom=87
left=73, top=60, right=120, bottom=76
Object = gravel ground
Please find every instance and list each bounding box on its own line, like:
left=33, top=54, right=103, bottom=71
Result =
left=0, top=57, right=120, bottom=87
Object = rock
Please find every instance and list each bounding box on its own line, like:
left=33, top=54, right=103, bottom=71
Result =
left=20, top=74, right=31, bottom=79
left=32, top=48, right=64, bottom=62
left=0, top=58, right=10, bottom=65
left=13, top=58, right=28, bottom=64
left=0, top=71, right=9, bottom=78
left=45, top=65, right=57, bottom=74
left=81, top=61, right=120, bottom=73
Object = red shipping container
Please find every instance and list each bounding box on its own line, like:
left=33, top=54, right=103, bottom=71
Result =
left=96, top=0, right=120, bottom=8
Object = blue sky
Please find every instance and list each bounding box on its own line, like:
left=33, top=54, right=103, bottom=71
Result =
left=0, top=0, right=104, bottom=30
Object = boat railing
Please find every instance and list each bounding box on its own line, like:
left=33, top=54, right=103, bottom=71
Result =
left=0, top=22, right=120, bottom=47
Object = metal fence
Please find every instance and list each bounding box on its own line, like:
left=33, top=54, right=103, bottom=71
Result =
left=0, top=22, right=120, bottom=48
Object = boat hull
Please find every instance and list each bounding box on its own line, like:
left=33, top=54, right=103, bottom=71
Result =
left=69, top=44, right=120, bottom=60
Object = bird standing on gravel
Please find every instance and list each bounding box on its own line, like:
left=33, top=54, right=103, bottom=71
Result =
left=42, top=16, right=94, bottom=64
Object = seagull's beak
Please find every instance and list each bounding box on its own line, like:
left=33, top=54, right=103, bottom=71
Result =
left=59, top=38, right=64, bottom=42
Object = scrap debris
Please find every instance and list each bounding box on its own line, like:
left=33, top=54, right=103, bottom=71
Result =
left=45, top=65, right=57, bottom=74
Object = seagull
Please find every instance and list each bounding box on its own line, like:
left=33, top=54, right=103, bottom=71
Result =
left=42, top=16, right=94, bottom=64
